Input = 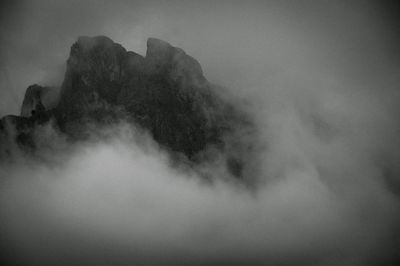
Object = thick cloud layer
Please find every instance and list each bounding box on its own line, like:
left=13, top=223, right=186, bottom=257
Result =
left=1, top=0, right=400, bottom=265
left=0, top=121, right=398, bottom=265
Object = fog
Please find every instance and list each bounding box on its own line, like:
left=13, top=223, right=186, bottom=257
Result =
left=1, top=0, right=400, bottom=265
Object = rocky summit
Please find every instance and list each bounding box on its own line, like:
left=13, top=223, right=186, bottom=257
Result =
left=0, top=36, right=256, bottom=179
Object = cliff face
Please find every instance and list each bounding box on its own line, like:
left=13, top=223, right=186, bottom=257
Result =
left=1, top=36, right=255, bottom=178
left=21, top=84, right=59, bottom=117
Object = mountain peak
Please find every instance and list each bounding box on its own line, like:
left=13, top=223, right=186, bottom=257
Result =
left=1, top=36, right=255, bottom=179
left=146, top=37, right=172, bottom=52
left=76, top=35, right=116, bottom=50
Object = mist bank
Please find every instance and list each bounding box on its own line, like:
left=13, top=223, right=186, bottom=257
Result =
left=1, top=57, right=400, bottom=264
left=0, top=115, right=399, bottom=265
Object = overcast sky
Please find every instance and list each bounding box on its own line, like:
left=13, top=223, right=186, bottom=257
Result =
left=1, top=1, right=400, bottom=265
left=0, top=0, right=399, bottom=115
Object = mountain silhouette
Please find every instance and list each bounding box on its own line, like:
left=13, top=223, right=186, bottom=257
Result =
left=0, top=36, right=256, bottom=179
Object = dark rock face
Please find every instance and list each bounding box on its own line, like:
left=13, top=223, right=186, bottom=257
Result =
left=0, top=113, right=51, bottom=159
left=55, top=36, right=130, bottom=133
left=1, top=36, right=255, bottom=178
left=0, top=115, right=35, bottom=156
left=21, top=84, right=59, bottom=117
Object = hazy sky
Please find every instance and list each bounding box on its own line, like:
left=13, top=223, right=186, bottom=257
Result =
left=0, top=0, right=399, bottom=115
left=0, top=1, right=400, bottom=265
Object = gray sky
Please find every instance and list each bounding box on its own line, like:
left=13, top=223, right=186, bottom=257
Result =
left=0, top=0, right=399, bottom=115
left=1, top=1, right=400, bottom=264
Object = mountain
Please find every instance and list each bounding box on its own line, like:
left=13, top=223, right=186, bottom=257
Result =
left=0, top=36, right=256, bottom=179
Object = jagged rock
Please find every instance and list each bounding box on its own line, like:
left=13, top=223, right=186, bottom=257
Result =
left=20, top=84, right=59, bottom=117
left=55, top=36, right=130, bottom=130
left=145, top=38, right=205, bottom=84
left=0, top=115, right=36, bottom=159
left=54, top=36, right=237, bottom=157
left=1, top=36, right=256, bottom=179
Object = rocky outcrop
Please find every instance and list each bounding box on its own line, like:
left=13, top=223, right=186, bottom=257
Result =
left=0, top=113, right=51, bottom=159
left=1, top=36, right=255, bottom=178
left=54, top=36, right=241, bottom=157
left=20, top=84, right=59, bottom=117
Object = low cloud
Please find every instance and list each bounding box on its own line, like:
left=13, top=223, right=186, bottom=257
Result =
left=1, top=78, right=400, bottom=264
